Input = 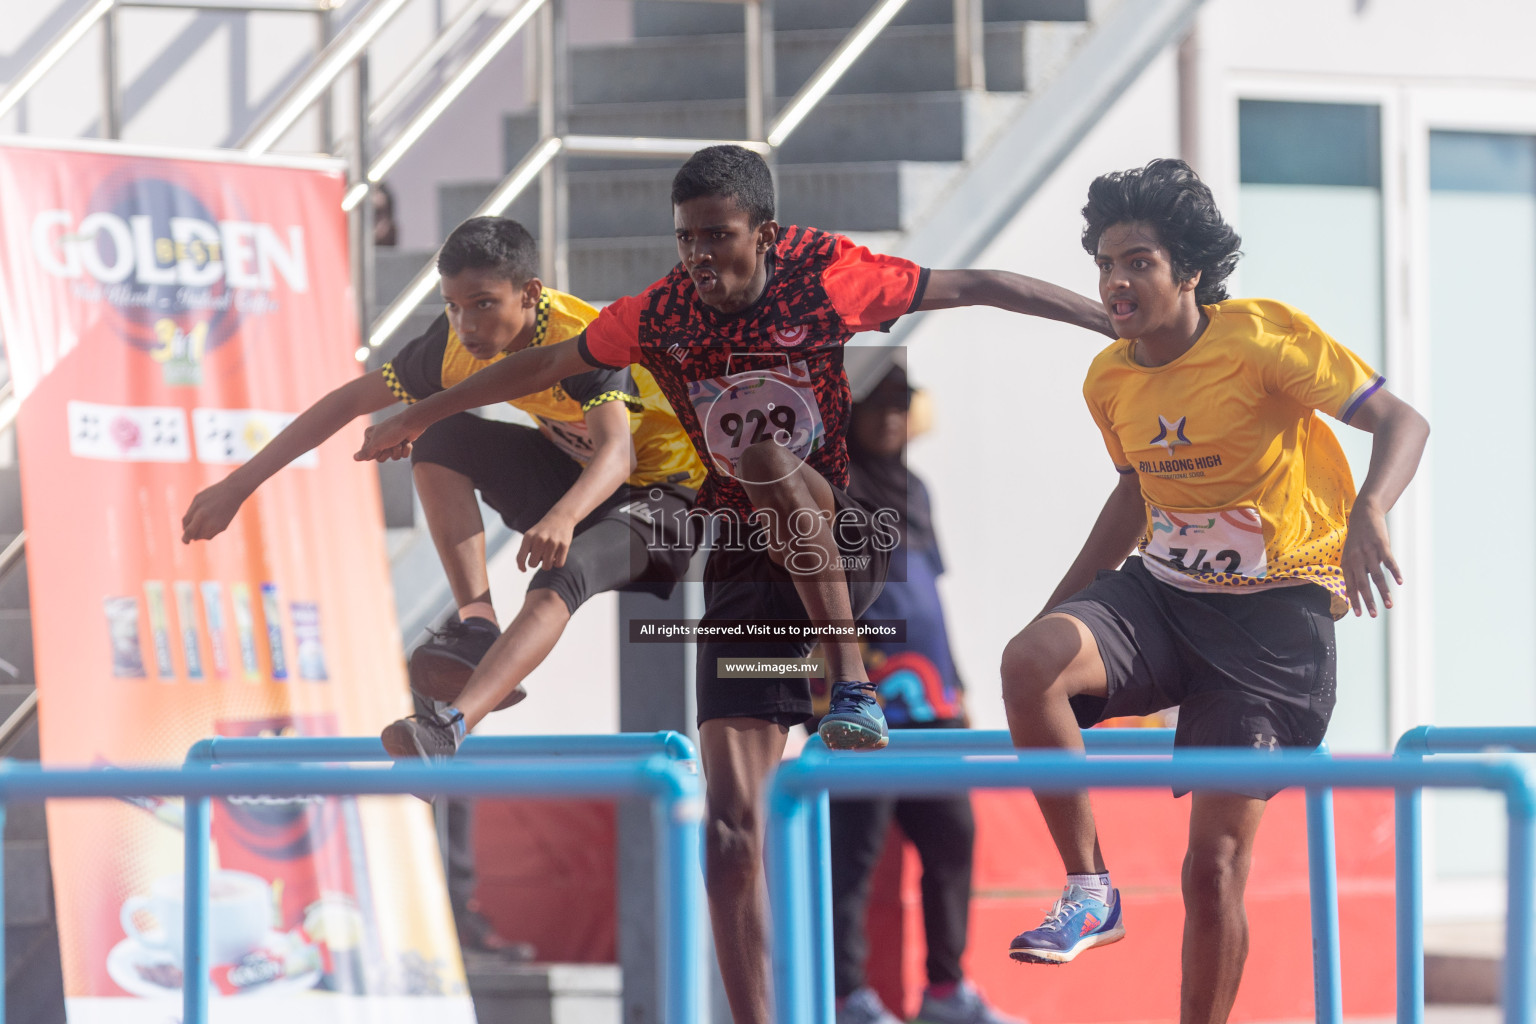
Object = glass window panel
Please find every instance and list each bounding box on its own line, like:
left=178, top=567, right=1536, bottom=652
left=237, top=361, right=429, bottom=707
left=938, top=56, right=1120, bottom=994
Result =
left=1428, top=130, right=1536, bottom=877
left=1238, top=101, right=1387, bottom=752
left=1239, top=100, right=1382, bottom=187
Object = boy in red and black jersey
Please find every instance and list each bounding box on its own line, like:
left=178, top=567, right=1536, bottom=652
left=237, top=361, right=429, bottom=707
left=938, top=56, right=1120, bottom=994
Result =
left=357, top=145, right=1112, bottom=1024
left=577, top=222, right=926, bottom=523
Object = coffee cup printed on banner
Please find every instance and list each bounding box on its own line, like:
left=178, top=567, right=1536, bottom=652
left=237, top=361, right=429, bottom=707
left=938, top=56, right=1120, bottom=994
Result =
left=119, top=869, right=273, bottom=968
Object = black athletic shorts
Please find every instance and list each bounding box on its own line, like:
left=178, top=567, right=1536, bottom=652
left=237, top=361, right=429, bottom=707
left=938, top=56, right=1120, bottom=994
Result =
left=410, top=412, right=699, bottom=612
left=695, top=486, right=892, bottom=727
left=1056, top=556, right=1337, bottom=799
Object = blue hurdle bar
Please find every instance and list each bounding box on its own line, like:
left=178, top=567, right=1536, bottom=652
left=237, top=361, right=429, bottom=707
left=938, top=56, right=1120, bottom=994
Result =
left=768, top=750, right=1536, bottom=1024
left=795, top=729, right=1342, bottom=1024
left=178, top=731, right=696, bottom=1022
left=1394, top=726, right=1536, bottom=1024
left=184, top=730, right=698, bottom=764
left=0, top=753, right=703, bottom=1024
left=798, top=727, right=1339, bottom=1024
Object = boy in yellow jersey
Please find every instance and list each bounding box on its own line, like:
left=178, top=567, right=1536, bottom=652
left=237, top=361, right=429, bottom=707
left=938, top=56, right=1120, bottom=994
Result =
left=1000, top=160, right=1429, bottom=1023
left=181, top=217, right=705, bottom=759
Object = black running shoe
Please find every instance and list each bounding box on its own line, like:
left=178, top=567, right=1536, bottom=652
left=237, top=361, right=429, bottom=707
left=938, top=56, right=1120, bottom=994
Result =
left=380, top=710, right=463, bottom=763
left=409, top=617, right=525, bottom=711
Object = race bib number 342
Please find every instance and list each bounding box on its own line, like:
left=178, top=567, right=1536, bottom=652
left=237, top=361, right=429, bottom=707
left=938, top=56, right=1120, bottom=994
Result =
left=686, top=360, right=826, bottom=478
left=1144, top=506, right=1268, bottom=578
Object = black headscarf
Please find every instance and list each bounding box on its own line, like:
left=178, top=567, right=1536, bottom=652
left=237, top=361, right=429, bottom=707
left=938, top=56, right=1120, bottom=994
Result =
left=846, top=364, right=936, bottom=552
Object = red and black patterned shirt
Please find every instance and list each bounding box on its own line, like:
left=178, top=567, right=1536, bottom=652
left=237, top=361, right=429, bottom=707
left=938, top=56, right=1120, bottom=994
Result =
left=579, top=226, right=928, bottom=521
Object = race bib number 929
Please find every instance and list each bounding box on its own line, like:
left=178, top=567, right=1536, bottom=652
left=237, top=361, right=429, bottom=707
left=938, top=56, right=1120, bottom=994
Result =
left=686, top=360, right=826, bottom=479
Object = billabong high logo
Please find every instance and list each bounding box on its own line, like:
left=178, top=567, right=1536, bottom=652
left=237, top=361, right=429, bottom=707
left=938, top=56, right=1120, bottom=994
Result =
left=30, top=175, right=309, bottom=386
left=1150, top=414, right=1191, bottom=454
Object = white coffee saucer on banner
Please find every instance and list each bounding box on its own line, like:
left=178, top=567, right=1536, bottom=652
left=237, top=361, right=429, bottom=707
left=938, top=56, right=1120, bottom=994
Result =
left=106, top=931, right=322, bottom=998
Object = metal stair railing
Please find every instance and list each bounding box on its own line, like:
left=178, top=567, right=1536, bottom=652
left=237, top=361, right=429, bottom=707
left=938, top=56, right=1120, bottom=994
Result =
left=363, top=0, right=996, bottom=359
left=235, top=0, right=415, bottom=154
left=0, top=1, right=342, bottom=141
left=340, top=0, right=550, bottom=211
left=0, top=0, right=115, bottom=126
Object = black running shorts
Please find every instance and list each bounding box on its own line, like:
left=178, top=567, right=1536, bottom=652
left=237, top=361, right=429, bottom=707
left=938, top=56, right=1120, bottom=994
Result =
left=1055, top=556, right=1337, bottom=799
left=695, top=487, right=892, bottom=727
left=410, top=412, right=698, bottom=611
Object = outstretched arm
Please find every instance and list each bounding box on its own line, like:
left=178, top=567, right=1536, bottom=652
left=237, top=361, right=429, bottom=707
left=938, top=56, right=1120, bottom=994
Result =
left=182, top=371, right=396, bottom=542
left=1036, top=469, right=1145, bottom=617
left=919, top=269, right=1115, bottom=339
left=355, top=336, right=599, bottom=461
left=515, top=399, right=637, bottom=571
left=1339, top=388, right=1430, bottom=617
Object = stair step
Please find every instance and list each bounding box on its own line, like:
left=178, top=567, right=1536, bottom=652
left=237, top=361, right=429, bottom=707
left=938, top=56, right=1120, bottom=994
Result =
left=2, top=840, right=51, bottom=927
left=0, top=467, right=20, bottom=535
left=0, top=614, right=33, bottom=690
left=505, top=91, right=1024, bottom=173
left=632, top=0, right=1089, bottom=37
left=438, top=160, right=962, bottom=245
left=374, top=249, right=439, bottom=310
left=0, top=555, right=26, bottom=613
left=573, top=21, right=1084, bottom=105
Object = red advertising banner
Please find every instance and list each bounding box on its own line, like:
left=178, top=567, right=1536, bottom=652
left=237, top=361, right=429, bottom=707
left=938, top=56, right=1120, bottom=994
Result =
left=0, top=139, right=471, bottom=1022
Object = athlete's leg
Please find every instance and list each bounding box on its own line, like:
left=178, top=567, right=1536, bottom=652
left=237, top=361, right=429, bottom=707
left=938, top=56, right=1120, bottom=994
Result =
left=999, top=613, right=1109, bottom=874
left=895, top=794, right=975, bottom=990
left=1180, top=792, right=1267, bottom=1024
left=410, top=415, right=579, bottom=627
left=443, top=516, right=656, bottom=727
left=450, top=588, right=571, bottom=728
left=698, top=716, right=789, bottom=1024
left=735, top=440, right=863, bottom=684
left=829, top=796, right=898, bottom=998
left=414, top=459, right=495, bottom=623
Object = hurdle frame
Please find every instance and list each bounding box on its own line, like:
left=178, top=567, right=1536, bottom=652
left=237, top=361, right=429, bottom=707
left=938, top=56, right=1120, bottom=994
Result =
left=1394, top=725, right=1536, bottom=1024
left=767, top=749, right=1536, bottom=1024
left=0, top=742, right=702, bottom=1024
left=794, top=729, right=1343, bottom=1024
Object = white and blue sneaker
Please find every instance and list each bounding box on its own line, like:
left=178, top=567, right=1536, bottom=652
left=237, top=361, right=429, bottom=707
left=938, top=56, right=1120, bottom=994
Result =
left=818, top=681, right=889, bottom=750
left=836, top=986, right=902, bottom=1024
left=1008, top=884, right=1125, bottom=964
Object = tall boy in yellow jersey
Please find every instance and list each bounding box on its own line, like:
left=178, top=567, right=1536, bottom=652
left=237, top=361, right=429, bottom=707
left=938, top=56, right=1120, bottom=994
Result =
left=1000, top=160, right=1429, bottom=1024
left=181, top=217, right=706, bottom=758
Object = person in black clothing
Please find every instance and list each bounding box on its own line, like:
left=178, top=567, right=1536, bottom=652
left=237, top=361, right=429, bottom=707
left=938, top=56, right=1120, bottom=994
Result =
left=824, top=365, right=1024, bottom=1024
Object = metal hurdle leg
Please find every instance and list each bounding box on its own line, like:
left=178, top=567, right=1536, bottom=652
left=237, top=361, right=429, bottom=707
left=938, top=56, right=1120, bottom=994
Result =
left=650, top=755, right=705, bottom=1024
left=811, top=786, right=834, bottom=1022
left=1304, top=769, right=1343, bottom=1024
left=767, top=777, right=817, bottom=1024
left=1394, top=727, right=1429, bottom=1024
left=1505, top=766, right=1536, bottom=1024
left=183, top=795, right=212, bottom=1024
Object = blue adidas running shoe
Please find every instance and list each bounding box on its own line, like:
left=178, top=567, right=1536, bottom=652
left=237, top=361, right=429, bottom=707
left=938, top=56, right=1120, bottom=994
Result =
left=1008, top=884, right=1125, bottom=964
left=817, top=681, right=889, bottom=750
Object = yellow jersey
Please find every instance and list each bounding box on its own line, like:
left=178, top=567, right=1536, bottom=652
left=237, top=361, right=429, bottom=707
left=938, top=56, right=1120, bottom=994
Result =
left=382, top=288, right=705, bottom=492
left=1083, top=298, right=1384, bottom=615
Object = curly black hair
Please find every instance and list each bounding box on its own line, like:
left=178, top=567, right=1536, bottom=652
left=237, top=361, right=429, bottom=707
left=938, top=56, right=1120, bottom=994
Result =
left=1081, top=158, right=1241, bottom=305
left=437, top=216, right=538, bottom=283
left=671, top=145, right=776, bottom=227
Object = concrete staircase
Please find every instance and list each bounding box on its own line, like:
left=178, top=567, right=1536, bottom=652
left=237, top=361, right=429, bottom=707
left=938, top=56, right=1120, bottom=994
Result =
left=0, top=464, right=66, bottom=1023
left=372, top=0, right=1094, bottom=330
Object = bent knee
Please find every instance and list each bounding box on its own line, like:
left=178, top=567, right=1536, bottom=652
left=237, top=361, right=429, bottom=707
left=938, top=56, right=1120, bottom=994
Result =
left=999, top=618, right=1092, bottom=704
left=705, top=811, right=762, bottom=885
left=736, top=439, right=801, bottom=487
left=1182, top=844, right=1250, bottom=906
